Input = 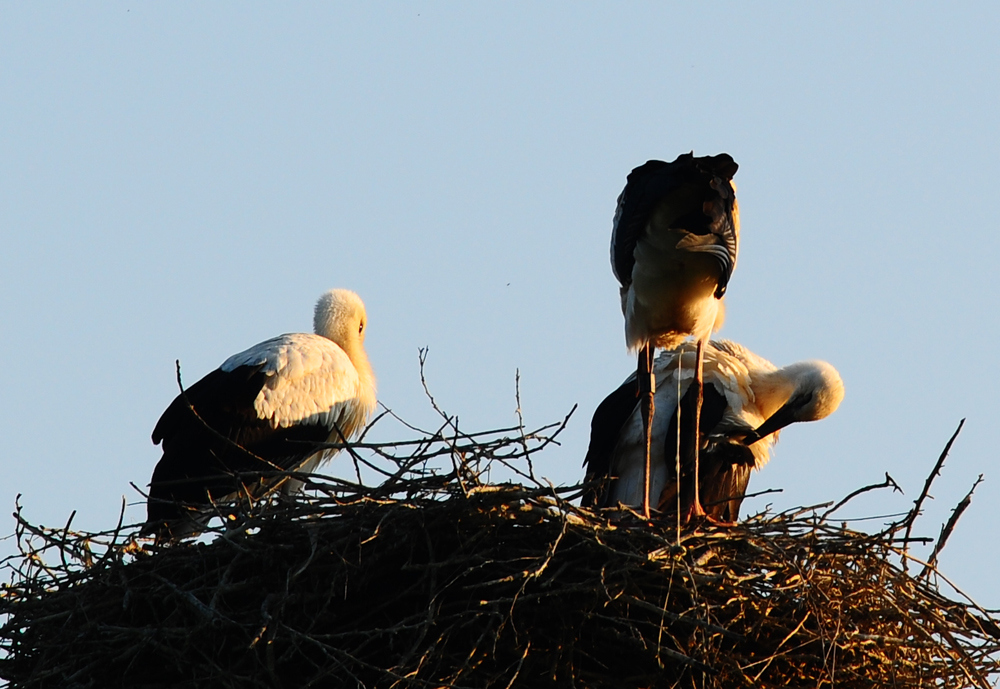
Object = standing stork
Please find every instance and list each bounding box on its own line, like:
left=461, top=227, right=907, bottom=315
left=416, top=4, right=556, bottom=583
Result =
left=611, top=152, right=740, bottom=519
left=582, top=340, right=844, bottom=520
left=144, top=289, right=377, bottom=539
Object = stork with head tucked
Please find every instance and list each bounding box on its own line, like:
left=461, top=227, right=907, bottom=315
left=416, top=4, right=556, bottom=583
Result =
left=611, top=152, right=740, bottom=519
left=144, top=289, right=377, bottom=539
left=582, top=340, right=844, bottom=520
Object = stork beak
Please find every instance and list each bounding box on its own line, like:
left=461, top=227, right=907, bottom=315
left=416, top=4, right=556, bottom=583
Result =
left=744, top=402, right=799, bottom=446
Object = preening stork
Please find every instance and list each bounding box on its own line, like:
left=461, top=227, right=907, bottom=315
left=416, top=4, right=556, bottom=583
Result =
left=611, top=152, right=740, bottom=519
left=582, top=340, right=844, bottom=521
left=144, top=289, right=377, bottom=539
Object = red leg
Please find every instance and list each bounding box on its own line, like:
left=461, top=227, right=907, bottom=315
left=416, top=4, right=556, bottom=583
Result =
left=686, top=339, right=707, bottom=520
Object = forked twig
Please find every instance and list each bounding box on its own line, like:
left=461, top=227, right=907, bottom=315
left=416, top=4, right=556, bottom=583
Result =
left=920, top=474, right=983, bottom=579
left=899, top=419, right=965, bottom=571
left=823, top=472, right=901, bottom=520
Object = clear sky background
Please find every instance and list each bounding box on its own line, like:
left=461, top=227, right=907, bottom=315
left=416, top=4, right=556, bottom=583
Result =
left=2, top=5, right=998, bottom=606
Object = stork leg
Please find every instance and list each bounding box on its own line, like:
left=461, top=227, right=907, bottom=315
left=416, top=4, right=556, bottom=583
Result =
left=638, top=344, right=655, bottom=519
left=686, top=339, right=708, bottom=520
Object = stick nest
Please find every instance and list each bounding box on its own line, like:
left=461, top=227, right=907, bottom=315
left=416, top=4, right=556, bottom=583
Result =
left=1, top=410, right=998, bottom=688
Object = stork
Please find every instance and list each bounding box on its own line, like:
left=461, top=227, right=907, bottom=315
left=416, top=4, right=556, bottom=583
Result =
left=611, top=152, right=739, bottom=519
left=144, top=289, right=377, bottom=539
left=582, top=340, right=844, bottom=520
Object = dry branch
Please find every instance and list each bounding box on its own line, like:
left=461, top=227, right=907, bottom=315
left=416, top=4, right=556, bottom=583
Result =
left=1, top=412, right=997, bottom=688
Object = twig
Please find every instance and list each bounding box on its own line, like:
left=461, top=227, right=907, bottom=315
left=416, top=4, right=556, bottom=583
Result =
left=823, top=472, right=901, bottom=520
left=3, top=372, right=996, bottom=689
left=513, top=368, right=536, bottom=483
left=900, top=419, right=964, bottom=571
left=920, top=474, right=983, bottom=578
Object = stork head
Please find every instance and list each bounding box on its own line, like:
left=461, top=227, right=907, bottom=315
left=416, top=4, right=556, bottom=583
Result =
left=745, top=360, right=844, bottom=445
left=314, top=289, right=368, bottom=349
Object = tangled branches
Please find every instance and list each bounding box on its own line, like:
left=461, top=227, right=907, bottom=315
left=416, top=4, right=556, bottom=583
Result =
left=1, top=410, right=998, bottom=688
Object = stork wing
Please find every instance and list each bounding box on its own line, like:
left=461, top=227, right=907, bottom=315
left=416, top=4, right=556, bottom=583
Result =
left=581, top=373, right=640, bottom=508
left=611, top=153, right=739, bottom=296
left=220, top=332, right=366, bottom=434
left=611, top=159, right=670, bottom=288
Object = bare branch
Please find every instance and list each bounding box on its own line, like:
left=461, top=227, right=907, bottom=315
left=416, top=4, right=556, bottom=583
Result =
left=920, top=474, right=983, bottom=578
left=899, top=419, right=965, bottom=571
left=823, top=472, right=901, bottom=520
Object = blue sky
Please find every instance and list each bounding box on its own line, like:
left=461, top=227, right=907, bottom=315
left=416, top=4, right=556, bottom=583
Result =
left=2, top=4, right=998, bottom=605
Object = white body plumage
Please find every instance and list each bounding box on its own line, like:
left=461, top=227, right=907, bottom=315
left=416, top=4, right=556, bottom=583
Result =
left=606, top=342, right=772, bottom=508
left=611, top=153, right=740, bottom=352
left=145, top=288, right=376, bottom=537
left=219, top=332, right=373, bottom=478
left=585, top=340, right=844, bottom=519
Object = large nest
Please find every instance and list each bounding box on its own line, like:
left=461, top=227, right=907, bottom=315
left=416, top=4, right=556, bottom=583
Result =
left=1, top=403, right=998, bottom=688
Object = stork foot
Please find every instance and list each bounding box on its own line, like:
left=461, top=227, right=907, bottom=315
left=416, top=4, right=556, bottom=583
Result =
left=700, top=514, right=737, bottom=528
left=680, top=500, right=707, bottom=524
left=678, top=509, right=735, bottom=528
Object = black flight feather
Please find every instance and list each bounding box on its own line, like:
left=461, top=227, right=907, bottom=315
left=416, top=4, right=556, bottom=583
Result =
left=611, top=152, right=739, bottom=297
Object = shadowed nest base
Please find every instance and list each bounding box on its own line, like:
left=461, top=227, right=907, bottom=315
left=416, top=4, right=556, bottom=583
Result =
left=1, top=417, right=998, bottom=688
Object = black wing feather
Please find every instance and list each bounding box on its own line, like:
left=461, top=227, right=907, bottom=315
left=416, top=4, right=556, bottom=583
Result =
left=611, top=159, right=671, bottom=286
left=668, top=376, right=729, bottom=483
left=147, top=366, right=332, bottom=528
left=659, top=378, right=752, bottom=519
left=583, top=370, right=755, bottom=517
left=581, top=375, right=640, bottom=508
left=611, top=152, right=739, bottom=296
left=699, top=441, right=754, bottom=521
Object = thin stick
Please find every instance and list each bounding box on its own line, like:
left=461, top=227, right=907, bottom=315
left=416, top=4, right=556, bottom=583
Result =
left=901, top=419, right=965, bottom=571
left=691, top=338, right=706, bottom=518
left=920, top=474, right=983, bottom=578
left=823, top=473, right=901, bottom=520
left=639, top=344, right=655, bottom=520
left=675, top=347, right=683, bottom=541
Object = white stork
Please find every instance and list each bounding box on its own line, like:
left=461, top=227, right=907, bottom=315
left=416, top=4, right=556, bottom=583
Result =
left=611, top=153, right=740, bottom=519
left=144, top=289, right=377, bottom=539
left=583, top=340, right=844, bottom=521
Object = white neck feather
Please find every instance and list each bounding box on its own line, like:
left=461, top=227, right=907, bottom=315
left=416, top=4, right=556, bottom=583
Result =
left=313, top=289, right=378, bottom=409
left=754, top=360, right=843, bottom=422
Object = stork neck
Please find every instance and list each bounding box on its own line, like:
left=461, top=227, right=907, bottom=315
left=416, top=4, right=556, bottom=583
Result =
left=338, top=336, right=376, bottom=396
left=750, top=367, right=799, bottom=418
left=315, top=318, right=377, bottom=401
